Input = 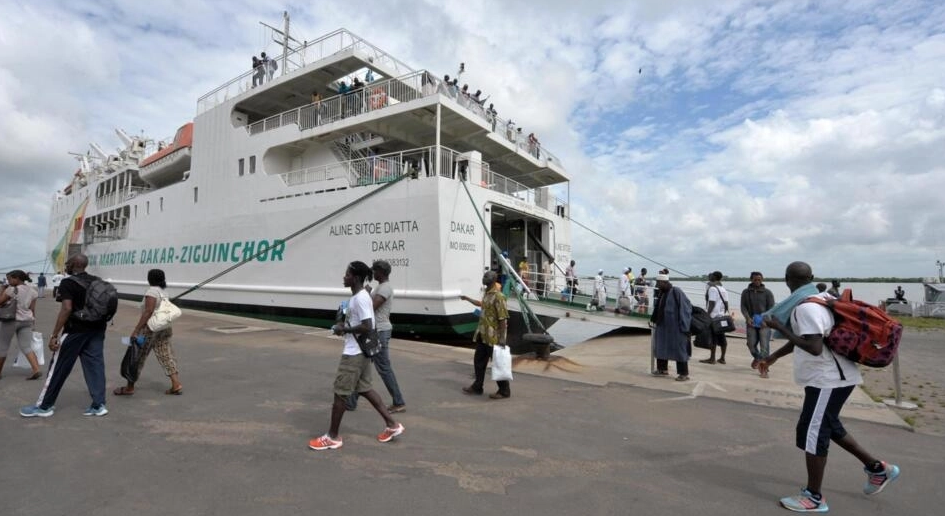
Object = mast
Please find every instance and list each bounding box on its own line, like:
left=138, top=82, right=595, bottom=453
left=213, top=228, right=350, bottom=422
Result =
left=259, top=11, right=301, bottom=78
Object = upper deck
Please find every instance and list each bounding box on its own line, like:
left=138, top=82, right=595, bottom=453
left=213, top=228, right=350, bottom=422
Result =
left=195, top=28, right=567, bottom=189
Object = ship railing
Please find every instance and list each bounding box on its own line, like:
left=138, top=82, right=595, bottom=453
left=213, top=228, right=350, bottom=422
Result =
left=197, top=29, right=414, bottom=115
left=249, top=69, right=428, bottom=134
left=278, top=145, right=568, bottom=214
left=95, top=186, right=151, bottom=210
left=245, top=70, right=563, bottom=169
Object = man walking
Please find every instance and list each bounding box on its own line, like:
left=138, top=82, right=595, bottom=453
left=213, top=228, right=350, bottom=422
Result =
left=309, top=261, right=404, bottom=451
left=21, top=255, right=108, bottom=417
left=760, top=261, right=900, bottom=512
left=741, top=271, right=776, bottom=376
left=37, top=272, right=47, bottom=298
left=460, top=271, right=511, bottom=399
left=346, top=260, right=406, bottom=413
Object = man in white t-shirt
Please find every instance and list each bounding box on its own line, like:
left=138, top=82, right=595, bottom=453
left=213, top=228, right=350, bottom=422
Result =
left=700, top=271, right=730, bottom=364
left=308, top=261, right=404, bottom=451
left=760, top=261, right=900, bottom=513
left=51, top=271, right=65, bottom=300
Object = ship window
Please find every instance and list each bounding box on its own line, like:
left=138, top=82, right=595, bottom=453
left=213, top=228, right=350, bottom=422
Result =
left=160, top=197, right=164, bottom=211
left=238, top=158, right=245, bottom=176
left=146, top=201, right=150, bottom=215
left=134, top=205, right=138, bottom=218
left=250, top=155, right=256, bottom=174
left=193, top=187, right=198, bottom=203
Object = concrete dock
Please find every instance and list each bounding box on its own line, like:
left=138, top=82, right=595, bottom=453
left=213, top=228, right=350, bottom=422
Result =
left=0, top=297, right=940, bottom=515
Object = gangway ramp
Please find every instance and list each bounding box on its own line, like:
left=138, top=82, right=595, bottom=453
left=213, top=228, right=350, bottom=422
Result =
left=507, top=297, right=653, bottom=332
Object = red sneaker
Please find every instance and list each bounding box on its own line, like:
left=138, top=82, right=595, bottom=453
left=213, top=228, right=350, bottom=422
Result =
left=308, top=434, right=343, bottom=450
left=377, top=423, right=404, bottom=443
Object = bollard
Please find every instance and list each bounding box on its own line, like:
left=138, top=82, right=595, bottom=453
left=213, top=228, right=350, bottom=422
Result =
left=883, top=354, right=917, bottom=410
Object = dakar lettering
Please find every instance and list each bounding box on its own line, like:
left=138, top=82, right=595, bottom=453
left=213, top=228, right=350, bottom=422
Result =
left=89, top=238, right=286, bottom=267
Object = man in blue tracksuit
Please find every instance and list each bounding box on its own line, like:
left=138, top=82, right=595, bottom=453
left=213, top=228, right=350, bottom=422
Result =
left=21, top=254, right=109, bottom=417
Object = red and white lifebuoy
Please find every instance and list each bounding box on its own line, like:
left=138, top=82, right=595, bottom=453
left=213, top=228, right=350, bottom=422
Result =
left=369, top=87, right=387, bottom=109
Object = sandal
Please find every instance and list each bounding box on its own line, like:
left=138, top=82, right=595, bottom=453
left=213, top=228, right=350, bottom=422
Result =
left=165, top=386, right=183, bottom=395
left=113, top=386, right=135, bottom=396
left=27, top=371, right=42, bottom=380
left=699, top=359, right=716, bottom=364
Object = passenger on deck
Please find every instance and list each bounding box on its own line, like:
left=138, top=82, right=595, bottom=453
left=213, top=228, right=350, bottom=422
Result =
left=650, top=273, right=692, bottom=382
left=260, top=52, right=273, bottom=81
left=592, top=269, right=607, bottom=311
left=816, top=283, right=827, bottom=293
left=506, top=120, right=516, bottom=141
left=311, top=90, right=322, bottom=124
left=252, top=56, right=264, bottom=87
left=633, top=268, right=649, bottom=314
left=618, top=268, right=632, bottom=314
left=538, top=258, right=553, bottom=298
left=518, top=258, right=530, bottom=290
left=894, top=286, right=905, bottom=301
left=365, top=69, right=374, bottom=82
left=487, top=103, right=497, bottom=131
left=564, top=260, right=577, bottom=301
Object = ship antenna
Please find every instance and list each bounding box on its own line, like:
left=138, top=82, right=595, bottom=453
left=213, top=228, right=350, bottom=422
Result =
left=259, top=11, right=302, bottom=77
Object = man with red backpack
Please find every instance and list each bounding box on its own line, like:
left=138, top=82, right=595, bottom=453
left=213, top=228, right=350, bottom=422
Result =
left=759, top=261, right=900, bottom=512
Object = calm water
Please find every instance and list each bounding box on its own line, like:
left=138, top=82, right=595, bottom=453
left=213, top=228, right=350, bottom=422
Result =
left=672, top=281, right=924, bottom=307
left=547, top=281, right=926, bottom=347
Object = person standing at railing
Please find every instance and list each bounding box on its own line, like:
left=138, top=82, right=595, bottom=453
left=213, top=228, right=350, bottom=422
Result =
left=260, top=52, right=273, bottom=82
left=311, top=90, right=322, bottom=125
left=487, top=104, right=497, bottom=132
left=252, top=56, right=264, bottom=87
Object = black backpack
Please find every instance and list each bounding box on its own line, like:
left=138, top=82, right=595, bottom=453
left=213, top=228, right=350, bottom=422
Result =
left=71, top=275, right=119, bottom=323
left=690, top=305, right=714, bottom=349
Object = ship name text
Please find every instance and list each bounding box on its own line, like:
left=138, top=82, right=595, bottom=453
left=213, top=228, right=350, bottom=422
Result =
left=88, top=238, right=286, bottom=267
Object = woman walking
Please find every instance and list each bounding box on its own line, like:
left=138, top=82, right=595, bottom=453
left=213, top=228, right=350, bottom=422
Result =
left=114, top=269, right=183, bottom=396
left=0, top=270, right=42, bottom=380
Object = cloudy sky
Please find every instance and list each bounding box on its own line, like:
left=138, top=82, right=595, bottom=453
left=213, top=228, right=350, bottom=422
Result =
left=1, top=0, right=943, bottom=279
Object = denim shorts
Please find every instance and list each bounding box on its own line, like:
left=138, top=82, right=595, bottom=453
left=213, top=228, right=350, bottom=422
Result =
left=333, top=353, right=372, bottom=397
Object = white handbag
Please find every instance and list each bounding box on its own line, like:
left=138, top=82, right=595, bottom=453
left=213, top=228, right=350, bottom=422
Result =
left=147, top=293, right=182, bottom=331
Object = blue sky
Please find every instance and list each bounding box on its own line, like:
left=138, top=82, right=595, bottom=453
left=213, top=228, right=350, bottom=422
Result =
left=0, top=0, right=943, bottom=280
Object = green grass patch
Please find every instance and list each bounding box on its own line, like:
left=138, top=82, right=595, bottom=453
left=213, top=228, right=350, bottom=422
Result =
left=897, top=316, right=945, bottom=331
left=903, top=416, right=916, bottom=427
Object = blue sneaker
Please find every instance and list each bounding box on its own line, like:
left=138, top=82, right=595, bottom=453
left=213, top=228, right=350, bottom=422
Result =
left=20, top=405, right=55, bottom=418
left=864, top=461, right=900, bottom=495
left=82, top=404, right=108, bottom=417
left=780, top=489, right=828, bottom=512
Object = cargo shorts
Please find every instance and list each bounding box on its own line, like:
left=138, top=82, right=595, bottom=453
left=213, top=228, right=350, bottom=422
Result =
left=333, top=353, right=373, bottom=397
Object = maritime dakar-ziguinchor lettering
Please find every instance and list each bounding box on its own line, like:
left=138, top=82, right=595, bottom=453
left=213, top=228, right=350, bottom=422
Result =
left=88, top=238, right=286, bottom=267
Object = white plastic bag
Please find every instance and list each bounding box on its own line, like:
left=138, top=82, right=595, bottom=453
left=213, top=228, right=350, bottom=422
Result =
left=13, top=331, right=45, bottom=368
left=491, top=344, right=513, bottom=382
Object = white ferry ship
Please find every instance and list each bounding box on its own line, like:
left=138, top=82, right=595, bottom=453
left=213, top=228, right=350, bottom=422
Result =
left=47, top=27, right=572, bottom=341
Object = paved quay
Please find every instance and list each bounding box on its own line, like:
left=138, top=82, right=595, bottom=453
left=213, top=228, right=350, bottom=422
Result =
left=1, top=297, right=941, bottom=516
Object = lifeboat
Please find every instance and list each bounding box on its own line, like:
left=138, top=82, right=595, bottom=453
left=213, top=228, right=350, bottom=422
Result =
left=139, top=122, right=193, bottom=187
